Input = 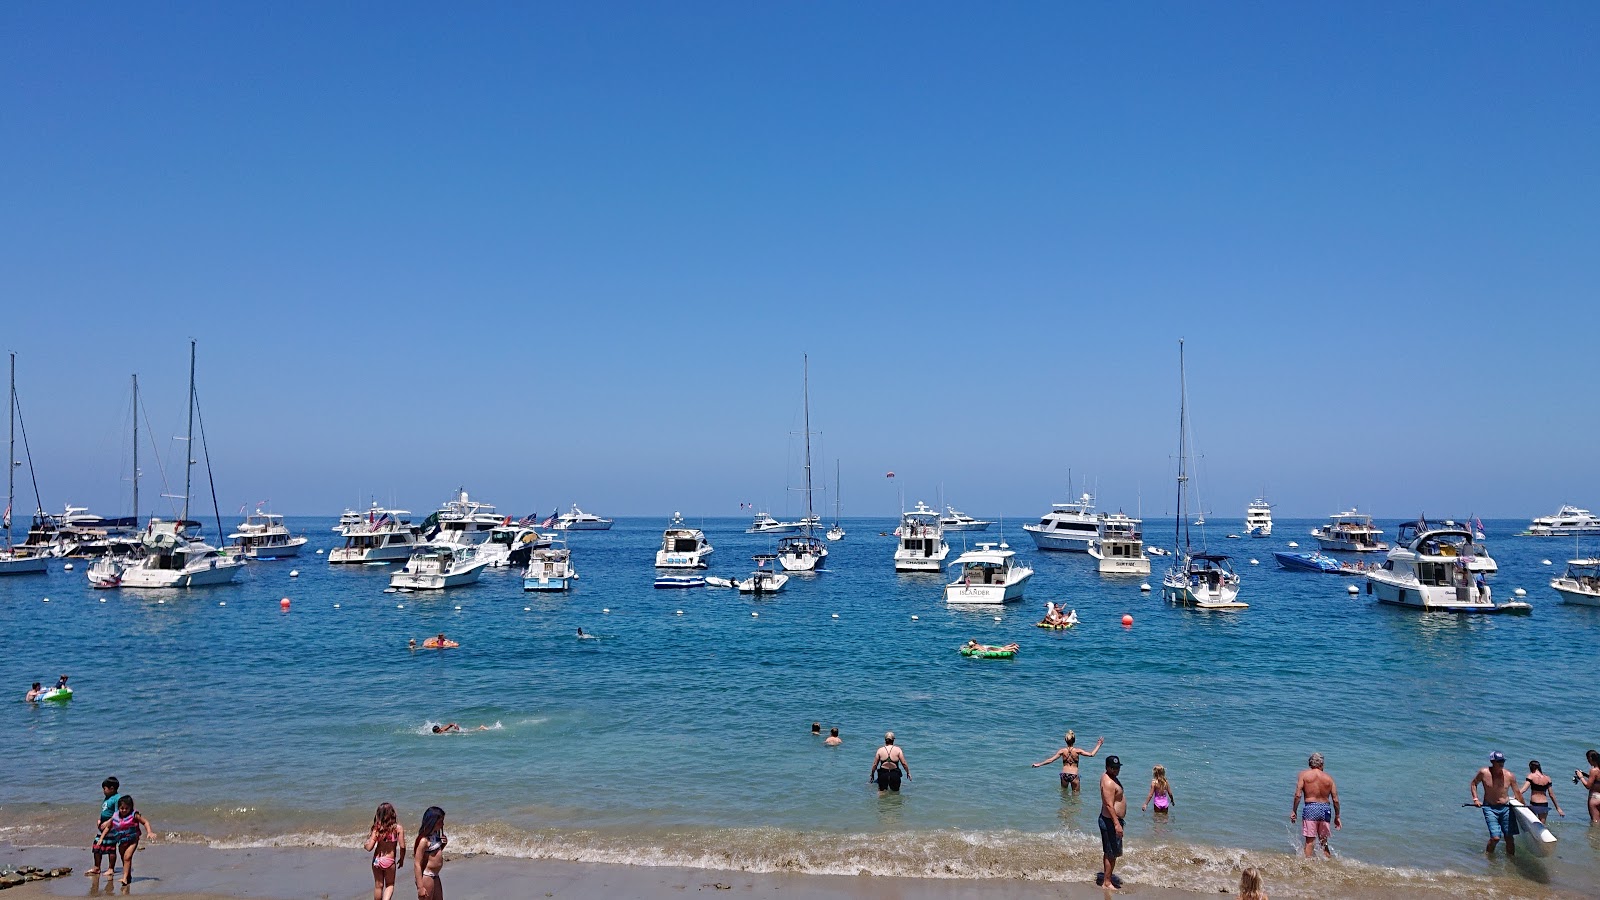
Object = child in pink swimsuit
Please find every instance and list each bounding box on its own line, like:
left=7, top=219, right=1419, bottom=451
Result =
left=1143, top=765, right=1175, bottom=814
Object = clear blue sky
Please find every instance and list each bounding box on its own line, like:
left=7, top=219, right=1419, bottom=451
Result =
left=3, top=2, right=1595, bottom=521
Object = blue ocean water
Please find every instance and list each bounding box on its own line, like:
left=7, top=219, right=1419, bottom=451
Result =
left=4, top=516, right=1599, bottom=897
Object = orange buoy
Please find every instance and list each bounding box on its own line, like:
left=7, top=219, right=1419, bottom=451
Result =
left=280, top=597, right=291, bottom=609
left=1121, top=614, right=1133, bottom=627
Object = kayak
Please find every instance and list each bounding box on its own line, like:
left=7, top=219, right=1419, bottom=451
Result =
left=39, top=687, right=73, bottom=702
left=1510, top=799, right=1557, bottom=852
left=959, top=647, right=1017, bottom=659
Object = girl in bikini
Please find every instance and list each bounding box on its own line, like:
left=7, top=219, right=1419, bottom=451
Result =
left=96, top=795, right=153, bottom=887
left=413, top=806, right=447, bottom=900
left=1576, top=749, right=1600, bottom=825
left=1142, top=764, right=1175, bottom=814
left=363, top=802, right=405, bottom=900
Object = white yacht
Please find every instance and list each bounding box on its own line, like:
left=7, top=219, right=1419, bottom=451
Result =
left=1551, top=559, right=1600, bottom=606
left=329, top=506, right=423, bottom=564
left=894, top=502, right=949, bottom=572
left=1527, top=505, right=1600, bottom=536
left=523, top=542, right=577, bottom=591
left=228, top=509, right=308, bottom=559
left=335, top=509, right=365, bottom=534
left=389, top=544, right=488, bottom=590
left=656, top=512, right=714, bottom=568
left=1364, top=519, right=1522, bottom=613
left=745, top=512, right=800, bottom=534
left=34, top=506, right=141, bottom=559
left=1245, top=499, right=1273, bottom=537
left=112, top=519, right=246, bottom=589
left=478, top=524, right=543, bottom=568
left=1, top=354, right=48, bottom=575
left=944, top=542, right=1033, bottom=604
left=1311, top=509, right=1389, bottom=552
left=553, top=504, right=614, bottom=531
left=940, top=507, right=993, bottom=532
left=1023, top=493, right=1100, bottom=552
left=426, top=489, right=504, bottom=547
left=1162, top=341, right=1245, bottom=610
left=737, top=554, right=790, bottom=593
left=1089, top=512, right=1150, bottom=575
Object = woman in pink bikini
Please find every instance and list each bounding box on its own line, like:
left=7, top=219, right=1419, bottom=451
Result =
left=363, top=802, right=404, bottom=900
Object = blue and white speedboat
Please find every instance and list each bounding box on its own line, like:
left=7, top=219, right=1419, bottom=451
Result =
left=654, top=575, right=706, bottom=589
left=1273, top=551, right=1343, bottom=574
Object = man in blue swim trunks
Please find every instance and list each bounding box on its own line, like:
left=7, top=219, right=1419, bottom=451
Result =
left=1096, top=755, right=1126, bottom=890
left=1471, top=751, right=1519, bottom=856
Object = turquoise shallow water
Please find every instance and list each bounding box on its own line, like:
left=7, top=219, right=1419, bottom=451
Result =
left=4, top=516, right=1599, bottom=897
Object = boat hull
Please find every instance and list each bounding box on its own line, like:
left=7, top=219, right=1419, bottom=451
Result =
left=1551, top=579, right=1600, bottom=607
left=555, top=521, right=612, bottom=531
left=1367, top=575, right=1523, bottom=613
left=119, top=560, right=245, bottom=588
left=1161, top=573, right=1246, bottom=609
left=242, top=537, right=307, bottom=559
left=894, top=551, right=948, bottom=572
left=656, top=551, right=711, bottom=568
left=944, top=571, right=1031, bottom=604
left=329, top=544, right=415, bottom=564
left=0, top=554, right=50, bottom=575
left=1095, top=555, right=1150, bottom=575
left=523, top=577, right=573, bottom=591
left=941, top=522, right=991, bottom=532
left=1023, top=526, right=1093, bottom=552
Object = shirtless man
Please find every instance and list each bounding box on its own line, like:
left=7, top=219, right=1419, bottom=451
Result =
left=1290, top=752, right=1341, bottom=858
left=1471, top=751, right=1519, bottom=855
left=1032, top=730, right=1102, bottom=793
left=25, top=682, right=43, bottom=702
left=824, top=727, right=842, bottom=746
left=1096, top=755, right=1126, bottom=890
left=869, top=732, right=910, bottom=793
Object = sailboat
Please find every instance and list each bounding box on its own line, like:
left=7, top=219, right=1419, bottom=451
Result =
left=777, top=355, right=827, bottom=572
left=1160, top=339, right=1245, bottom=610
left=826, top=460, right=845, bottom=541
left=101, top=341, right=245, bottom=589
left=0, top=354, right=49, bottom=575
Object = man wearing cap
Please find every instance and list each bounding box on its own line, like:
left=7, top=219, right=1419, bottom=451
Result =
left=870, top=732, right=910, bottom=794
left=1290, top=752, right=1341, bottom=858
left=1096, top=755, right=1126, bottom=889
left=1470, top=751, right=1520, bottom=855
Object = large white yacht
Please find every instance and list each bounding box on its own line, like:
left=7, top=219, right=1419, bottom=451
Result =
left=329, top=506, right=423, bottom=564
left=31, top=506, right=141, bottom=559
left=944, top=542, right=1033, bottom=604
left=389, top=544, right=488, bottom=590
left=523, top=540, right=577, bottom=591
left=110, top=519, right=246, bottom=589
left=1311, top=509, right=1388, bottom=552
left=1364, top=519, right=1522, bottom=613
left=1023, top=493, right=1100, bottom=552
left=1245, top=499, right=1273, bottom=537
left=426, top=489, right=504, bottom=547
left=656, top=512, right=714, bottom=568
left=745, top=512, right=800, bottom=534
left=1551, top=559, right=1600, bottom=606
left=894, top=502, right=949, bottom=572
left=553, top=504, right=614, bottom=531
left=1526, top=505, right=1600, bottom=536
left=939, top=507, right=993, bottom=532
left=228, top=509, right=308, bottom=559
left=1089, top=512, right=1150, bottom=575
left=335, top=509, right=365, bottom=534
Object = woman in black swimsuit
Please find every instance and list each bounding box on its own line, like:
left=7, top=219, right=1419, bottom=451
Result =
left=1519, top=760, right=1563, bottom=823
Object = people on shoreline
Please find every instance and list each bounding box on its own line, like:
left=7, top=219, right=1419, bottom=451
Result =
left=1575, top=749, right=1600, bottom=825
left=824, top=727, right=842, bottom=746
left=26, top=682, right=43, bottom=702
left=1238, top=867, right=1268, bottom=900
left=413, top=806, right=447, bottom=900
left=1520, top=760, right=1563, bottom=823
left=1470, top=751, right=1519, bottom=855
left=1142, top=764, right=1174, bottom=814
left=95, top=794, right=153, bottom=887
left=1096, top=755, right=1126, bottom=890
left=870, top=732, right=910, bottom=793
left=1290, top=752, right=1340, bottom=858
left=1032, top=730, right=1102, bottom=792
left=86, top=776, right=122, bottom=877
left=363, top=801, right=405, bottom=900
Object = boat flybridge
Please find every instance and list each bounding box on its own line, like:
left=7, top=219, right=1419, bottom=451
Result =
left=330, top=506, right=422, bottom=563
left=1311, top=509, right=1389, bottom=552
left=737, top=554, right=789, bottom=593
left=1245, top=499, right=1273, bottom=537
left=940, top=507, right=993, bottom=532
left=389, top=544, right=489, bottom=590
left=335, top=509, right=365, bottom=534
left=1526, top=505, right=1600, bottom=536
left=426, top=489, right=504, bottom=547
left=656, top=512, right=714, bottom=568
left=894, top=502, right=949, bottom=572
left=944, top=542, right=1033, bottom=604
left=1551, top=559, right=1600, bottom=607
left=228, top=509, right=308, bottom=559
left=1023, top=493, right=1100, bottom=552
left=1089, top=512, right=1150, bottom=575
left=1363, top=519, right=1522, bottom=613
left=553, top=504, right=614, bottom=531
left=523, top=540, right=577, bottom=591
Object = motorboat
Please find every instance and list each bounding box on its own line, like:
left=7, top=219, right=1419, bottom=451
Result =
left=1273, top=551, right=1343, bottom=574
left=522, top=543, right=576, bottom=591
left=1023, top=493, right=1100, bottom=552
left=1551, top=559, right=1600, bottom=606
left=329, top=506, right=423, bottom=564
left=1364, top=519, right=1522, bottom=613
left=775, top=355, right=829, bottom=573
left=478, top=524, right=543, bottom=568
left=228, top=509, right=308, bottom=559
left=1311, top=510, right=1388, bottom=552
left=1245, top=499, right=1273, bottom=537
left=654, top=575, right=705, bottom=589
left=1526, top=505, right=1600, bottom=536
left=0, top=354, right=48, bottom=575
left=389, top=544, right=489, bottom=590
left=940, top=507, right=993, bottom=532
left=552, top=504, right=614, bottom=531
left=1088, top=512, right=1150, bottom=575
left=745, top=512, right=801, bottom=534
left=737, top=554, right=789, bottom=593
left=656, top=512, right=713, bottom=568
left=113, top=519, right=246, bottom=588
left=31, top=506, right=142, bottom=559
left=944, top=542, right=1033, bottom=604
left=1161, top=341, right=1246, bottom=610
left=894, top=502, right=949, bottom=572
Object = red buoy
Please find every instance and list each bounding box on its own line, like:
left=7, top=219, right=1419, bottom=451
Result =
left=1121, top=614, right=1133, bottom=627
left=280, top=597, right=291, bottom=609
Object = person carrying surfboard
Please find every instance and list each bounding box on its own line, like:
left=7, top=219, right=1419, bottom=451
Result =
left=1470, top=751, right=1520, bottom=856
left=1290, top=752, right=1340, bottom=858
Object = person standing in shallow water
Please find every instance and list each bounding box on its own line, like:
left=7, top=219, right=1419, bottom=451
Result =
left=1290, top=752, right=1340, bottom=858
left=1095, top=755, right=1126, bottom=890
left=1471, top=751, right=1519, bottom=855
left=869, top=732, right=910, bottom=793
left=1519, top=760, right=1563, bottom=824
left=1032, top=730, right=1102, bottom=793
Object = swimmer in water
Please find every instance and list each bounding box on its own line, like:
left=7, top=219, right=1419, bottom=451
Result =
left=408, top=638, right=417, bottom=651
left=25, top=682, right=43, bottom=702
left=430, top=723, right=489, bottom=734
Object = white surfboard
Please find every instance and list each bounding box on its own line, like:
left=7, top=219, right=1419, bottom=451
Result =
left=1509, top=799, right=1557, bottom=851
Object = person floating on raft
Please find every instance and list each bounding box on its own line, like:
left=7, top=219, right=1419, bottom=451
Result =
left=1037, top=602, right=1079, bottom=629
left=420, top=633, right=459, bottom=649
left=962, top=639, right=1020, bottom=655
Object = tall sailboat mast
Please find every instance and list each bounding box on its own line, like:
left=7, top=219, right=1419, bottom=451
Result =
left=801, top=353, right=814, bottom=536
left=1174, top=339, right=1190, bottom=554
left=182, top=339, right=196, bottom=529
left=131, top=374, right=139, bottom=524
left=6, top=353, right=14, bottom=549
